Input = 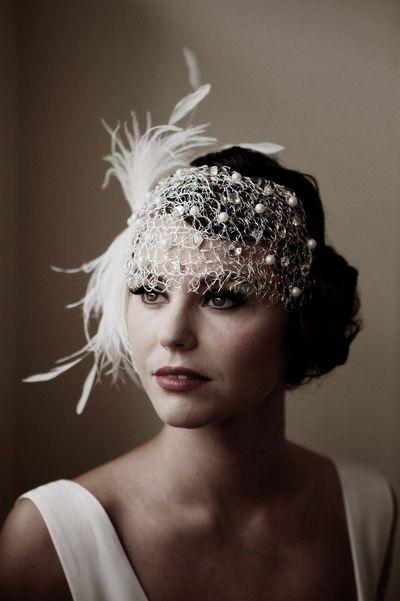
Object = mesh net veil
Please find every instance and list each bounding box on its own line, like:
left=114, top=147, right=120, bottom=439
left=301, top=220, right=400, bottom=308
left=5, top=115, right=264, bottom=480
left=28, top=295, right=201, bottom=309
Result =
left=124, top=164, right=316, bottom=308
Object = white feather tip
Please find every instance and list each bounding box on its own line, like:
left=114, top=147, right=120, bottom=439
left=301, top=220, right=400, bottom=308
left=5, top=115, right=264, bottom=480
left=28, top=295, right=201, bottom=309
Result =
left=182, top=47, right=201, bottom=90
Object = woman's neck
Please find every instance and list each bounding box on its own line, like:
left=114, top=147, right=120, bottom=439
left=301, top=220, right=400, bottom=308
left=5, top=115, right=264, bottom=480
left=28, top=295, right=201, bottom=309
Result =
left=145, top=382, right=292, bottom=514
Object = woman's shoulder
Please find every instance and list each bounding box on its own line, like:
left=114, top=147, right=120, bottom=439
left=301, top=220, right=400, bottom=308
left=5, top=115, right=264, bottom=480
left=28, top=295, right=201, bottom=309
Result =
left=71, top=443, right=152, bottom=509
left=289, top=442, right=394, bottom=496
left=0, top=495, right=72, bottom=601
left=327, top=452, right=396, bottom=519
left=0, top=448, right=148, bottom=601
left=288, top=442, right=396, bottom=537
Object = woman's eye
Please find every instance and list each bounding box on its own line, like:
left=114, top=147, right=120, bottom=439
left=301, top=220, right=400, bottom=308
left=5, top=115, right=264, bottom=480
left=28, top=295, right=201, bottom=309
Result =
left=130, top=286, right=246, bottom=309
left=130, top=286, right=167, bottom=304
left=143, top=291, right=166, bottom=304
left=203, top=290, right=246, bottom=309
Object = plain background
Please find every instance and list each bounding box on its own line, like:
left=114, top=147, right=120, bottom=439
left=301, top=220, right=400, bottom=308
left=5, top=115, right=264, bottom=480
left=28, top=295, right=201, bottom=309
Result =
left=1, top=0, right=399, bottom=597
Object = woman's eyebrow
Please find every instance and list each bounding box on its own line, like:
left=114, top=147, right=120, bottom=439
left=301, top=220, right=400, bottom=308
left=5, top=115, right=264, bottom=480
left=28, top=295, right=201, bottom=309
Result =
left=198, top=274, right=240, bottom=287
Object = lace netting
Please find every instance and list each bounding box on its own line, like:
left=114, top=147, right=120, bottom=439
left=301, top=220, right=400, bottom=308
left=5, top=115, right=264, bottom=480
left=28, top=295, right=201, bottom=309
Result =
left=124, top=165, right=316, bottom=308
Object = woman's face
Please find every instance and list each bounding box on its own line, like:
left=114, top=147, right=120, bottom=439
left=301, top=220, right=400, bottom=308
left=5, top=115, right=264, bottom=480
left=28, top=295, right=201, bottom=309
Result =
left=126, top=228, right=288, bottom=429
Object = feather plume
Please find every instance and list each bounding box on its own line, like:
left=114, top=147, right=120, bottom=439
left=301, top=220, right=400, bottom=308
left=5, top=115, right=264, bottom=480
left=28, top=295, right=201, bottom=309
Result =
left=183, top=47, right=201, bottom=90
left=102, top=111, right=215, bottom=214
left=219, top=142, right=284, bottom=156
left=76, top=363, right=97, bottom=415
left=168, top=84, right=210, bottom=125
left=23, top=51, right=217, bottom=412
left=23, top=356, right=85, bottom=382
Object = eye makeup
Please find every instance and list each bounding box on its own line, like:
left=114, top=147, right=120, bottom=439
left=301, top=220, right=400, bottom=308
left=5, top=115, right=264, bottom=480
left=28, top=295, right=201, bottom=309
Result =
left=129, top=284, right=247, bottom=309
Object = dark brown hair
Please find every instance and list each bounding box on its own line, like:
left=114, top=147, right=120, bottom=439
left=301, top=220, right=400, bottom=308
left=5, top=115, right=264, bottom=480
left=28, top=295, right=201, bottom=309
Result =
left=191, top=146, right=362, bottom=388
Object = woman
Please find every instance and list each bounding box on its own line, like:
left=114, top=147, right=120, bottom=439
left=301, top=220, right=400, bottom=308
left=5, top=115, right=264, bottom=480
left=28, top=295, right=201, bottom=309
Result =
left=0, top=57, right=396, bottom=601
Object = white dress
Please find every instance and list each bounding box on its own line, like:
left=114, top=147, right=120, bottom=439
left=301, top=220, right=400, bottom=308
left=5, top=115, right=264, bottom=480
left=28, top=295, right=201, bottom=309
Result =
left=17, top=456, right=394, bottom=601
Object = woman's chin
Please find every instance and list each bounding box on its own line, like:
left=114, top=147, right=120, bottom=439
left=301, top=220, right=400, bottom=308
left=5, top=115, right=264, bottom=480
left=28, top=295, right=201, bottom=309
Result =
left=152, top=397, right=224, bottom=429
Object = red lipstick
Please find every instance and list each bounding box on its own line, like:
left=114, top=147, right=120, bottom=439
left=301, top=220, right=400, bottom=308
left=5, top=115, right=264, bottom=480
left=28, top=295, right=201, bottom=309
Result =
left=153, top=366, right=210, bottom=392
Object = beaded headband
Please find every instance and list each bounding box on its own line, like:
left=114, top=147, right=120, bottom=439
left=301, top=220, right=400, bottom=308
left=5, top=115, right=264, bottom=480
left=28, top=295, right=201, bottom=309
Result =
left=23, top=48, right=316, bottom=413
left=125, top=164, right=316, bottom=307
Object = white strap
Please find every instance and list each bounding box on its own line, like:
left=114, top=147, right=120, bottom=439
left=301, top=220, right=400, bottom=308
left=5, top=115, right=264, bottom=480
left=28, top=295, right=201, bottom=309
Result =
left=333, top=457, right=394, bottom=601
left=18, top=480, right=149, bottom=601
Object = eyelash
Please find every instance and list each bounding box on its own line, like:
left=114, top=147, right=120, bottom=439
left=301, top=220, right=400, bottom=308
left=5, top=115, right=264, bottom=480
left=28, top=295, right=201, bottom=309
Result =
left=129, top=285, right=246, bottom=309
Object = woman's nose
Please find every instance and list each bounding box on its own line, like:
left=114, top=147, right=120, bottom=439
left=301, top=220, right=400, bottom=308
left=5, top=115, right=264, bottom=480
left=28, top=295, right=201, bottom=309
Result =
left=158, top=299, right=198, bottom=351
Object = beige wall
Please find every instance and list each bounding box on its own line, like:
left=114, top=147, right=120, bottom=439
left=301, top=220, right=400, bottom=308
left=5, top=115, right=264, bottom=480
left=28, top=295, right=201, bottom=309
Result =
left=4, top=0, right=400, bottom=596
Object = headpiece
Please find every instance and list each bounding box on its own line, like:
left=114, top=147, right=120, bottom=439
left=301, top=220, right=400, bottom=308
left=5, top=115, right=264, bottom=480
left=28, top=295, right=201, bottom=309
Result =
left=24, top=48, right=316, bottom=413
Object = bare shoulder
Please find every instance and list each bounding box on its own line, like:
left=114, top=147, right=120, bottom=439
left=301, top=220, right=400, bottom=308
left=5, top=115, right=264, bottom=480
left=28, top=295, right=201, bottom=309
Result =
left=72, top=443, right=152, bottom=508
left=0, top=446, right=151, bottom=601
left=285, top=442, right=349, bottom=536
left=286, top=441, right=338, bottom=485
left=0, top=498, right=72, bottom=601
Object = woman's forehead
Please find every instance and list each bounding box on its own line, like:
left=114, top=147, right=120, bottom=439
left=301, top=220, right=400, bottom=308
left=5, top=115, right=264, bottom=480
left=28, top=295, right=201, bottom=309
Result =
left=124, top=178, right=316, bottom=307
left=129, top=218, right=269, bottom=294
left=137, top=219, right=251, bottom=274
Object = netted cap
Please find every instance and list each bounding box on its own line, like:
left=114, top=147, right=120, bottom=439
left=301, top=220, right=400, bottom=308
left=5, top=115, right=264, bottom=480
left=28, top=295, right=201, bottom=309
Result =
left=124, top=164, right=316, bottom=307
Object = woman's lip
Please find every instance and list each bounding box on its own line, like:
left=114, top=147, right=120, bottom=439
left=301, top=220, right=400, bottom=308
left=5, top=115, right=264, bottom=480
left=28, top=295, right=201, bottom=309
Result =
left=154, top=366, right=209, bottom=379
left=155, top=375, right=209, bottom=392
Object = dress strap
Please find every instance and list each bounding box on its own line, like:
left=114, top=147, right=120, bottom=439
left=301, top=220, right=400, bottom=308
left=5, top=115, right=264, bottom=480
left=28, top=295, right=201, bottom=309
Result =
left=18, top=480, right=149, bottom=601
left=333, top=457, right=395, bottom=601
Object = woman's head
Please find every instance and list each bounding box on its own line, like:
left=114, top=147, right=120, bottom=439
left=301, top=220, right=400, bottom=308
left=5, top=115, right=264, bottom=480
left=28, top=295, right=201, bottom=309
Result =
left=29, top=57, right=361, bottom=415
left=31, top=140, right=360, bottom=416
left=124, top=146, right=362, bottom=427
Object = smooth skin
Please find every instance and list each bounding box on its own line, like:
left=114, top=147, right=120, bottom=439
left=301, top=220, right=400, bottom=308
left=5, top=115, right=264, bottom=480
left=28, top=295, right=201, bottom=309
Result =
left=0, top=255, right=393, bottom=600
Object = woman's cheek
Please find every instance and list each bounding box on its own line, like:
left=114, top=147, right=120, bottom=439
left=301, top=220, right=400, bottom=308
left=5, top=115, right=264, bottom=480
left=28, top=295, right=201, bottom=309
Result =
left=224, top=324, right=286, bottom=388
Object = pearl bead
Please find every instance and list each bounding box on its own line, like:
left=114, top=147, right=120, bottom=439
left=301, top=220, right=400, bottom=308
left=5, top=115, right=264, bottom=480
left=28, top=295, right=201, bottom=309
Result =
left=288, top=195, right=298, bottom=207
left=307, top=238, right=317, bottom=249
left=172, top=260, right=182, bottom=272
left=290, top=286, right=302, bottom=298
left=175, top=205, right=185, bottom=215
left=191, top=233, right=203, bottom=248
left=228, top=245, right=243, bottom=257
left=255, top=203, right=266, bottom=214
left=228, top=191, right=240, bottom=204
left=231, top=171, right=242, bottom=182
left=175, top=168, right=183, bottom=178
left=266, top=254, right=276, bottom=265
left=189, top=205, right=200, bottom=216
left=251, top=229, right=263, bottom=242
left=218, top=212, right=230, bottom=223
left=292, top=217, right=300, bottom=226
left=209, top=166, right=219, bottom=176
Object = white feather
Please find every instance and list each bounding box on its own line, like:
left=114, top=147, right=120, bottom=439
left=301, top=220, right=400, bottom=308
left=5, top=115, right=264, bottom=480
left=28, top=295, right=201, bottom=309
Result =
left=182, top=47, right=201, bottom=90
left=219, top=142, right=284, bottom=156
left=168, top=84, right=210, bottom=125
left=54, top=345, right=90, bottom=364
left=23, top=356, right=84, bottom=382
left=76, top=363, right=97, bottom=415
left=24, top=54, right=217, bottom=413
left=102, top=107, right=215, bottom=214
left=51, top=257, right=100, bottom=274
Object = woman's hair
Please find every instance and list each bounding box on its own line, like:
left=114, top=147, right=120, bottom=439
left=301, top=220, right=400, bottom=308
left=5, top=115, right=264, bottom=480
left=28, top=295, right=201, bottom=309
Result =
left=191, top=147, right=362, bottom=389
